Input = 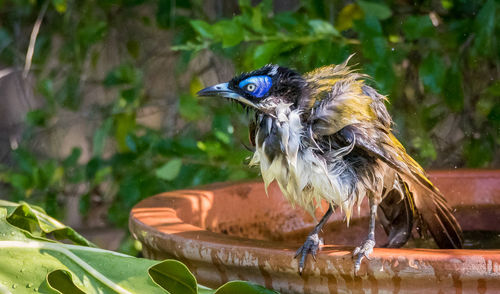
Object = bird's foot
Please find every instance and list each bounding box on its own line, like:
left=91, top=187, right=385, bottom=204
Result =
left=294, top=232, right=323, bottom=274
left=352, top=239, right=375, bottom=275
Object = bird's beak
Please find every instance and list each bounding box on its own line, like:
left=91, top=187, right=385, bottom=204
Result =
left=197, top=82, right=258, bottom=109
left=197, top=83, right=239, bottom=99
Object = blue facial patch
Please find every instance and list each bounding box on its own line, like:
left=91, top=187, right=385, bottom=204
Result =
left=238, top=76, right=272, bottom=98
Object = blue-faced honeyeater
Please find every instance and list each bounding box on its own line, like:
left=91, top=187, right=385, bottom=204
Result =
left=197, top=56, right=463, bottom=274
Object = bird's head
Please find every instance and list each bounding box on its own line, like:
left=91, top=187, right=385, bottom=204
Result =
left=197, top=65, right=307, bottom=115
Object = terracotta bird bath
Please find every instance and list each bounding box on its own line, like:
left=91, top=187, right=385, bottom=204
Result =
left=129, top=170, right=500, bottom=293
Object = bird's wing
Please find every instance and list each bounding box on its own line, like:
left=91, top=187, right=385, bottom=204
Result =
left=306, top=63, right=463, bottom=249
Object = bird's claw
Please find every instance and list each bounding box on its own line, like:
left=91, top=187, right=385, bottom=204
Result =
left=294, top=233, right=323, bottom=275
left=352, top=239, right=375, bottom=275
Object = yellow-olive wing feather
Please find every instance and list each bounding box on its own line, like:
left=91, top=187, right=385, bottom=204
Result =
left=306, top=62, right=463, bottom=249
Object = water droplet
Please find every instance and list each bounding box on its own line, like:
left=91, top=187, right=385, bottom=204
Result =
left=26, top=283, right=33, bottom=288
left=12, top=284, right=17, bottom=289
left=20, top=268, right=25, bottom=272
left=10, top=231, right=15, bottom=236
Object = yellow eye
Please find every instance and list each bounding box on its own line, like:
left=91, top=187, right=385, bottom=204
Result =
left=245, top=83, right=256, bottom=92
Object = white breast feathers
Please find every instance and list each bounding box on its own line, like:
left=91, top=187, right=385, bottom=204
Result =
left=249, top=103, right=357, bottom=220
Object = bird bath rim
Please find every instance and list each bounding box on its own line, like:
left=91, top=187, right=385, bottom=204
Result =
left=129, top=169, right=500, bottom=293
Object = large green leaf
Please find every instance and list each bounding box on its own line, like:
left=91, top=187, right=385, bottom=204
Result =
left=0, top=200, right=93, bottom=246
left=0, top=201, right=278, bottom=294
left=0, top=204, right=162, bottom=293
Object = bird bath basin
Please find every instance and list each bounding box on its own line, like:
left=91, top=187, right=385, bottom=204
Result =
left=129, top=170, right=500, bottom=293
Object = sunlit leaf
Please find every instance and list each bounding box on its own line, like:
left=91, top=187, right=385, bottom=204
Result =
left=155, top=158, right=182, bottom=181
left=190, top=20, right=215, bottom=39
left=308, top=20, right=340, bottom=36
left=213, top=20, right=244, bottom=47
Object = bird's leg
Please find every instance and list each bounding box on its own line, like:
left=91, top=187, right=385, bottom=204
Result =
left=353, top=196, right=378, bottom=274
left=294, top=205, right=334, bottom=274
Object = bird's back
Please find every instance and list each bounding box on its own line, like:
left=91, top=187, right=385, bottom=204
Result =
left=302, top=61, right=463, bottom=249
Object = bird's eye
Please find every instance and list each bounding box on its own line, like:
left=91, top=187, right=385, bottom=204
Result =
left=238, top=76, right=272, bottom=98
left=245, top=83, right=256, bottom=92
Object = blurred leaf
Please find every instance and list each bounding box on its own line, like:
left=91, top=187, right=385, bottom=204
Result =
left=336, top=3, right=363, bottom=31
left=51, top=0, right=67, bottom=13
left=156, top=0, right=173, bottom=28
left=403, top=15, right=435, bottom=40
left=94, top=166, right=112, bottom=185
left=190, top=20, right=214, bottom=39
left=26, top=109, right=50, bottom=127
left=464, top=137, right=494, bottom=167
left=114, top=113, right=136, bottom=152
left=8, top=173, right=31, bottom=190
left=56, top=74, right=81, bottom=110
left=213, top=20, right=244, bottom=47
left=189, top=76, right=204, bottom=96
left=412, top=135, right=437, bottom=162
left=180, top=93, right=206, bottom=121
left=63, top=147, right=82, bottom=167
left=104, top=64, right=142, bottom=87
left=228, top=170, right=248, bottom=181
left=473, top=0, right=496, bottom=56
left=126, top=40, right=140, bottom=59
left=155, top=158, right=182, bottom=181
left=487, top=81, right=500, bottom=96
left=487, top=103, right=500, bottom=128
left=419, top=53, right=446, bottom=94
left=215, top=130, right=230, bottom=144
left=93, top=118, right=113, bottom=156
left=253, top=42, right=281, bottom=68
left=358, top=1, right=392, bottom=20
left=37, top=78, right=55, bottom=102
left=77, top=21, right=107, bottom=49
left=442, top=64, right=464, bottom=111
left=0, top=28, right=12, bottom=52
left=308, top=20, right=340, bottom=36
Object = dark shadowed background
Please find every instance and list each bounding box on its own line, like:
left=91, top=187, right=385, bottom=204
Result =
left=0, top=0, right=498, bottom=252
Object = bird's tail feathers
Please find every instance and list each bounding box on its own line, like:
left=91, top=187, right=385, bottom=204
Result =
left=399, top=173, right=463, bottom=249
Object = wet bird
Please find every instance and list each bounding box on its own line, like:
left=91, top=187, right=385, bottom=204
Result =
left=197, top=57, right=463, bottom=274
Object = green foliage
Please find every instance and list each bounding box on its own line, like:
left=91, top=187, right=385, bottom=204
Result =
left=0, top=0, right=498, bottom=249
left=0, top=201, right=277, bottom=294
left=176, top=0, right=499, bottom=167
